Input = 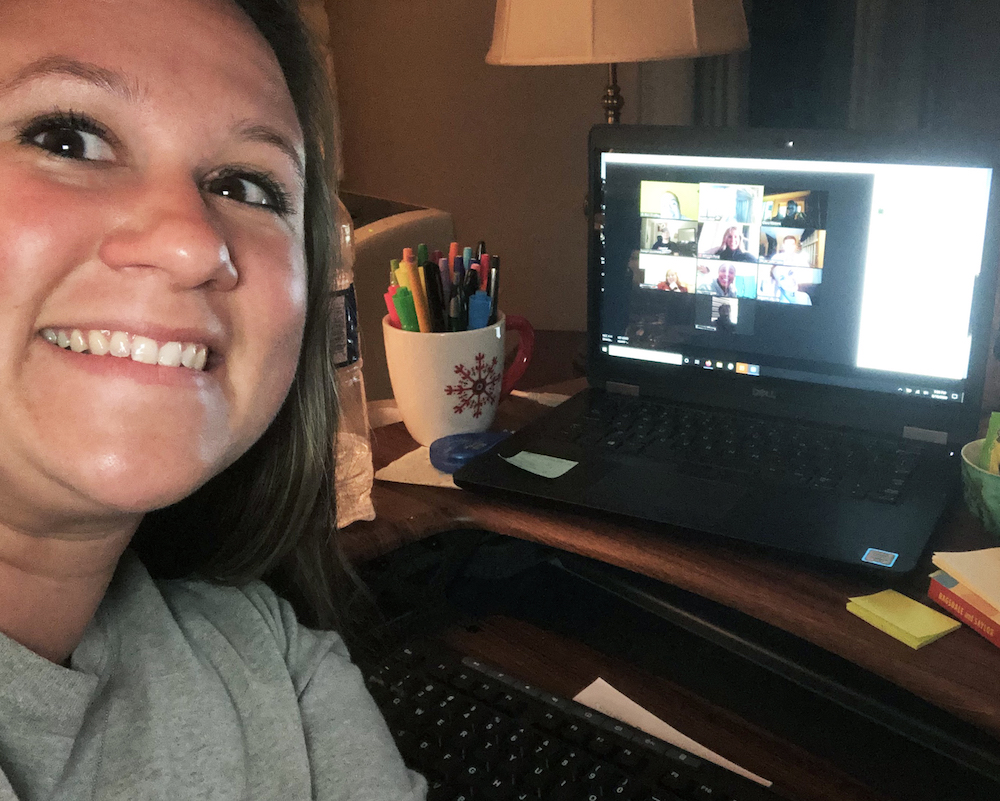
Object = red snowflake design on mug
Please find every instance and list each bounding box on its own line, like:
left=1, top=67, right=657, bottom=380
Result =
left=444, top=352, right=501, bottom=417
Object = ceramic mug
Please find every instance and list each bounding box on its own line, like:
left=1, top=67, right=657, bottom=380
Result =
left=382, top=313, right=535, bottom=446
left=961, top=439, right=1000, bottom=542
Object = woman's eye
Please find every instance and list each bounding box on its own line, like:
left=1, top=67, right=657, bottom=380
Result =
left=205, top=172, right=291, bottom=215
left=24, top=118, right=115, bottom=162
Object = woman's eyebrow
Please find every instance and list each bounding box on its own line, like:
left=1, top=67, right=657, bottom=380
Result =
left=0, top=55, right=142, bottom=101
left=235, top=122, right=305, bottom=183
left=4, top=56, right=304, bottom=183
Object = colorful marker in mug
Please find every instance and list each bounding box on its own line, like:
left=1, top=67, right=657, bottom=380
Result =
left=385, top=241, right=500, bottom=332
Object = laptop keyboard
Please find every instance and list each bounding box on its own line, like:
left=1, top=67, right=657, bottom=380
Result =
left=551, top=395, right=920, bottom=504
left=366, top=640, right=780, bottom=800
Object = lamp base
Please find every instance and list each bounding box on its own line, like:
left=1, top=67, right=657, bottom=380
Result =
left=602, top=63, right=623, bottom=124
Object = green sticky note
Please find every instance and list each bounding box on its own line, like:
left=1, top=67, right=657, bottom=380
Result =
left=502, top=451, right=577, bottom=479
left=847, top=590, right=960, bottom=650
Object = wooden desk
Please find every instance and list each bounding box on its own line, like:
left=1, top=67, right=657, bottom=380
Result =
left=342, top=333, right=1000, bottom=800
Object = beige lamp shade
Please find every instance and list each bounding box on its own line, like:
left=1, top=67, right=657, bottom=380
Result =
left=486, top=0, right=749, bottom=66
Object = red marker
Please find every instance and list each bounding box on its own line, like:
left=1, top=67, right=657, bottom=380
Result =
left=478, top=253, right=490, bottom=291
left=448, top=241, right=459, bottom=281
left=384, top=285, right=401, bottom=328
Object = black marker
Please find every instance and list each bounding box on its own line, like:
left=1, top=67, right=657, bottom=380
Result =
left=464, top=266, right=480, bottom=300
left=448, top=293, right=461, bottom=332
left=421, top=261, right=447, bottom=332
left=487, top=255, right=500, bottom=324
left=456, top=280, right=469, bottom=331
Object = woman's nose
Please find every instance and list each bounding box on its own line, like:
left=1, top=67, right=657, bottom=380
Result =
left=98, top=179, right=239, bottom=292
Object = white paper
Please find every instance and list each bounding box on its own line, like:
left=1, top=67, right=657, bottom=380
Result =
left=367, top=399, right=403, bottom=429
left=374, top=447, right=458, bottom=489
left=573, top=677, right=772, bottom=787
left=509, top=389, right=571, bottom=408
left=502, top=451, right=577, bottom=478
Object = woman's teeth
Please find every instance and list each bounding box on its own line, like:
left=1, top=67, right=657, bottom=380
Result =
left=40, top=328, right=209, bottom=371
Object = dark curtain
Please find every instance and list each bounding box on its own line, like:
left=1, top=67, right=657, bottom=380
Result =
left=847, top=0, right=930, bottom=130
left=692, top=0, right=752, bottom=127
left=696, top=0, right=1000, bottom=134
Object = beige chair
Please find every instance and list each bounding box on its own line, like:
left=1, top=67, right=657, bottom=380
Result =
left=352, top=205, right=455, bottom=400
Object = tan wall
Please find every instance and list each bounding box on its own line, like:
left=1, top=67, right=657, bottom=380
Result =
left=326, top=0, right=693, bottom=331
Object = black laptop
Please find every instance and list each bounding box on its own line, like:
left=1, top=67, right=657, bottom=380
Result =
left=455, top=125, right=1000, bottom=574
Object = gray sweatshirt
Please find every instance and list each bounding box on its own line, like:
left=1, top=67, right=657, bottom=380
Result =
left=0, top=551, right=426, bottom=800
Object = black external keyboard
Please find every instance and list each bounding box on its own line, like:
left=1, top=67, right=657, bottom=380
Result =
left=366, top=641, right=783, bottom=800
left=550, top=395, right=920, bottom=504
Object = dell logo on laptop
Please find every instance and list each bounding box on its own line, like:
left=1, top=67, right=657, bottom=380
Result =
left=752, top=388, right=777, bottom=399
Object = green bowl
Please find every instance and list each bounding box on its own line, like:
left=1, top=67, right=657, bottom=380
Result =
left=961, top=439, right=1000, bottom=541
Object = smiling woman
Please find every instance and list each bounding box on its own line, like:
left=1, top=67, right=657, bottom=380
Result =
left=0, top=0, right=424, bottom=798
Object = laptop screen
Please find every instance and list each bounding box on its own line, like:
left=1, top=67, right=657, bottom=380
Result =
left=594, top=131, right=996, bottom=410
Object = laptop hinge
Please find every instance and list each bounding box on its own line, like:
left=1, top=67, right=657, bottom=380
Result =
left=902, top=426, right=948, bottom=445
left=605, top=381, right=640, bottom=396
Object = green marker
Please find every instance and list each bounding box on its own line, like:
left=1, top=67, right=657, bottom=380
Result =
left=416, top=243, right=429, bottom=266
left=392, top=286, right=420, bottom=332
left=389, top=258, right=400, bottom=286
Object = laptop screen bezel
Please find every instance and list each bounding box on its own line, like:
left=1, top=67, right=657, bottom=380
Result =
left=587, top=124, right=1000, bottom=444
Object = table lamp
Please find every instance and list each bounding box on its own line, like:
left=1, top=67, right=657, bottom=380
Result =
left=485, top=0, right=749, bottom=123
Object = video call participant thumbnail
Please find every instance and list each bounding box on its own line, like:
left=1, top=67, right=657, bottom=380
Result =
left=698, top=263, right=738, bottom=297
left=699, top=225, right=758, bottom=263
left=697, top=183, right=765, bottom=225
left=639, top=181, right=698, bottom=220
left=696, top=262, right=757, bottom=299
left=694, top=296, right=755, bottom=335
left=758, top=264, right=814, bottom=305
left=642, top=218, right=699, bottom=256
left=657, top=268, right=690, bottom=292
left=771, top=235, right=812, bottom=266
left=713, top=302, right=737, bottom=332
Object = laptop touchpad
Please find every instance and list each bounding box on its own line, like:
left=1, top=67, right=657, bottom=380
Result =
left=587, top=468, right=746, bottom=528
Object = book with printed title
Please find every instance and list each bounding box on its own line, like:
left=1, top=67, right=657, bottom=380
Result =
left=931, top=548, right=1000, bottom=608
left=927, top=569, right=1000, bottom=650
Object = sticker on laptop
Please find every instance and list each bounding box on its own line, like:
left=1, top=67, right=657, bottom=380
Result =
left=862, top=548, right=899, bottom=568
left=502, top=451, right=577, bottom=479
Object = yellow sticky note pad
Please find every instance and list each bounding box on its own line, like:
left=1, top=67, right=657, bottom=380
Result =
left=847, top=590, right=960, bottom=650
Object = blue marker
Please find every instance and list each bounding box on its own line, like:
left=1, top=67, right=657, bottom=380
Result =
left=468, top=290, right=491, bottom=329
left=462, top=246, right=473, bottom=272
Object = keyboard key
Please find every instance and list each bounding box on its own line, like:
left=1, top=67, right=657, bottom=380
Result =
left=530, top=735, right=561, bottom=764
left=450, top=669, right=475, bottom=691
left=524, top=763, right=556, bottom=791
left=587, top=732, right=616, bottom=757
left=560, top=720, right=589, bottom=744
left=660, top=766, right=694, bottom=793
left=614, top=745, right=647, bottom=771
left=472, top=679, right=502, bottom=703
left=494, top=690, right=524, bottom=715
left=691, top=783, right=726, bottom=800
left=553, top=747, right=586, bottom=779
left=534, top=709, right=561, bottom=731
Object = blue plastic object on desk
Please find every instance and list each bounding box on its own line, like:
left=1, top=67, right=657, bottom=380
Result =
left=429, top=432, right=510, bottom=474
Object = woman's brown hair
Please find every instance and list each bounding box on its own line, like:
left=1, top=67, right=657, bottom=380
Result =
left=132, top=0, right=355, bottom=636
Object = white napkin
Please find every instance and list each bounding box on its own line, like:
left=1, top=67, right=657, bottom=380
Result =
left=374, top=446, right=457, bottom=489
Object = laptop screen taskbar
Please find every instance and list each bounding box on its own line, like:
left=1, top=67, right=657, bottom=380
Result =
left=599, top=337, right=965, bottom=404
